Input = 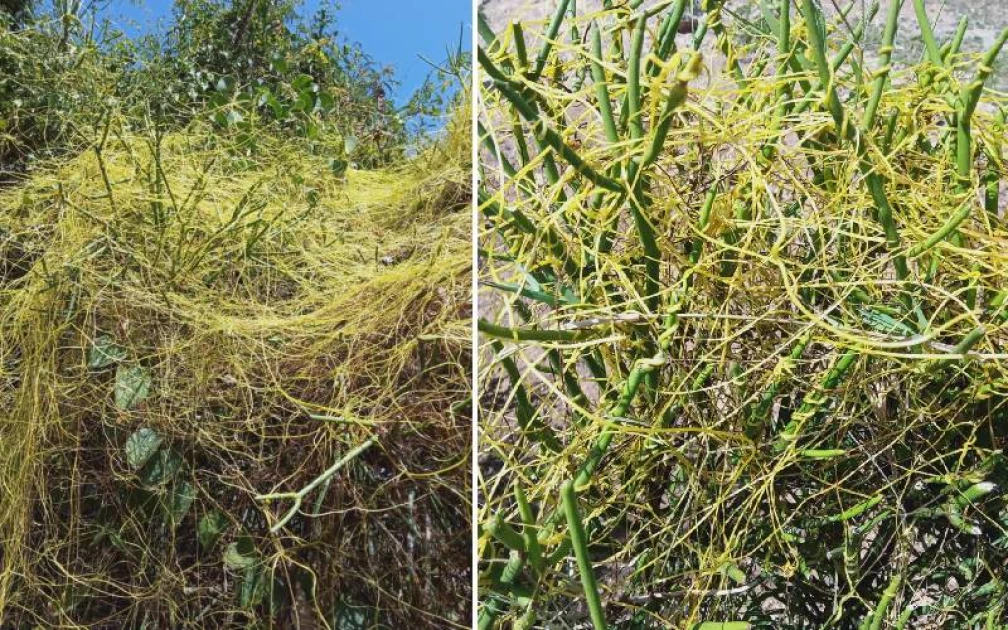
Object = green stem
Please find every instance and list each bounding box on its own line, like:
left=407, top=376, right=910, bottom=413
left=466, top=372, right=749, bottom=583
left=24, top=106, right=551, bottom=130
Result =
left=590, top=22, right=619, bottom=143
left=867, top=570, right=903, bottom=630
left=862, top=0, right=903, bottom=129
left=532, top=0, right=573, bottom=79
left=778, top=349, right=858, bottom=443
left=478, top=318, right=591, bottom=343
left=561, top=481, right=607, bottom=630
left=911, top=0, right=943, bottom=65
left=255, top=436, right=377, bottom=533
left=514, top=482, right=544, bottom=572
left=626, top=15, right=646, bottom=141
left=484, top=67, right=623, bottom=191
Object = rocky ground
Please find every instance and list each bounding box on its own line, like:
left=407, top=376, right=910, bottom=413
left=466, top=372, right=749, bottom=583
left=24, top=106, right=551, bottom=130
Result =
left=479, top=0, right=1008, bottom=90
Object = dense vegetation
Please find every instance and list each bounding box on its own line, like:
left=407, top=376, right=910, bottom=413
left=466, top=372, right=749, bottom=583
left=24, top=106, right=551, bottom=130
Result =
left=478, top=0, right=1008, bottom=628
left=2, top=1, right=471, bottom=627
left=1, top=0, right=456, bottom=178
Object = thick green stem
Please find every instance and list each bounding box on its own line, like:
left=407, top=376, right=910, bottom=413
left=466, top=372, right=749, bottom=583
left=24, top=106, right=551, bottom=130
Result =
left=532, top=0, right=573, bottom=79
left=561, top=481, right=607, bottom=630
left=478, top=318, right=590, bottom=343
left=862, top=0, right=903, bottom=129
left=911, top=0, right=943, bottom=66
left=514, top=482, right=544, bottom=572
left=626, top=15, right=647, bottom=141
left=590, top=23, right=619, bottom=143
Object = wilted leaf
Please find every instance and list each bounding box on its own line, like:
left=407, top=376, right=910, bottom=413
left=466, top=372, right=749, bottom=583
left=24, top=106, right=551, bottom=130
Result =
left=124, top=427, right=162, bottom=470
left=198, top=510, right=229, bottom=549
left=115, top=365, right=152, bottom=410
left=87, top=334, right=126, bottom=370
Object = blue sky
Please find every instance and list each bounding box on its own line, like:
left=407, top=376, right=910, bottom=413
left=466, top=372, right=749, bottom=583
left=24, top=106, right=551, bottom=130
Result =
left=100, top=0, right=470, bottom=106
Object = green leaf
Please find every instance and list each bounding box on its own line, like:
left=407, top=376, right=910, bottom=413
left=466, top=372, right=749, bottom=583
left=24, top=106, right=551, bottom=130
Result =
left=343, top=134, right=358, bottom=155
left=722, top=562, right=746, bottom=585
left=239, top=565, right=267, bottom=608
left=332, top=598, right=372, bottom=630
left=291, top=73, right=315, bottom=91
left=87, top=334, right=126, bottom=370
left=270, top=56, right=289, bottom=74
left=259, top=89, right=285, bottom=118
left=329, top=158, right=348, bottom=179
left=198, top=510, right=229, bottom=549
left=115, top=365, right=152, bottom=410
left=224, top=535, right=258, bottom=570
left=208, top=92, right=228, bottom=109
left=292, top=90, right=313, bottom=113
left=317, top=90, right=335, bottom=113
left=124, top=427, right=162, bottom=470
left=139, top=448, right=183, bottom=486
left=165, top=480, right=195, bottom=525
left=226, top=109, right=245, bottom=126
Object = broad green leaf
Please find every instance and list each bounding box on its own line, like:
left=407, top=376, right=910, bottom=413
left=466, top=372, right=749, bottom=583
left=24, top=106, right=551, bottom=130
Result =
left=115, top=365, right=152, bottom=410
left=124, top=427, right=162, bottom=470
left=333, top=598, right=371, bottom=630
left=291, top=73, right=315, bottom=91
left=198, top=510, right=229, bottom=549
left=224, top=535, right=258, bottom=570
left=270, top=56, right=288, bottom=74
left=208, top=92, right=227, bottom=109
left=329, top=158, right=348, bottom=179
left=343, top=134, right=358, bottom=155
left=225, top=109, right=245, bottom=126
left=292, top=90, right=313, bottom=113
left=317, top=90, right=335, bottom=112
left=139, top=448, right=183, bottom=486
left=166, top=480, right=195, bottom=525
left=262, top=91, right=285, bottom=118
left=239, top=565, right=267, bottom=608
left=723, top=562, right=746, bottom=585
left=87, top=334, right=126, bottom=370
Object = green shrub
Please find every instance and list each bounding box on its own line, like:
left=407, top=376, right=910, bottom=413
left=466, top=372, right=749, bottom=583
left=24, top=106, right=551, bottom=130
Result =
left=0, top=7, right=131, bottom=179
left=1, top=0, right=459, bottom=177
